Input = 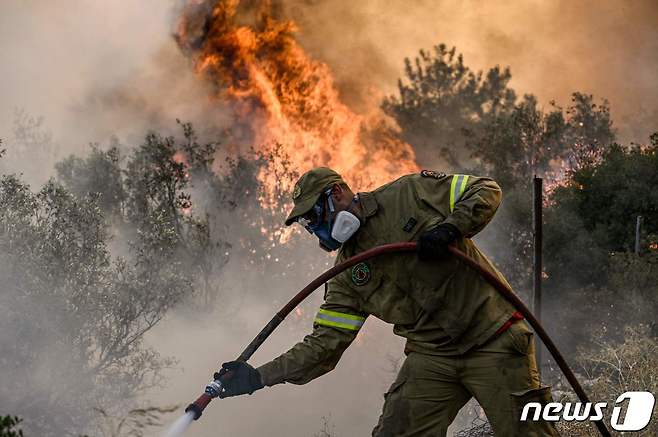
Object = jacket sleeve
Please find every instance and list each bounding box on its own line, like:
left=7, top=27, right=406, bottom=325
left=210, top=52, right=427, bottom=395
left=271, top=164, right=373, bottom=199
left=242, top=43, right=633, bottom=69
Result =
left=257, top=279, right=367, bottom=386
left=439, top=174, right=502, bottom=238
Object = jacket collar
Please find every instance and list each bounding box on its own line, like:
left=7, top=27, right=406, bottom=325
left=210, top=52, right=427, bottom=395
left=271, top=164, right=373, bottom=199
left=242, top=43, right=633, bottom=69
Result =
left=357, top=191, right=378, bottom=221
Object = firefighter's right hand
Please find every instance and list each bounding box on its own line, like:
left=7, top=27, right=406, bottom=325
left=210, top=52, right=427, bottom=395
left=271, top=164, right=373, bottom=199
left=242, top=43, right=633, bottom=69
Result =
left=417, top=223, right=461, bottom=260
left=215, top=361, right=264, bottom=398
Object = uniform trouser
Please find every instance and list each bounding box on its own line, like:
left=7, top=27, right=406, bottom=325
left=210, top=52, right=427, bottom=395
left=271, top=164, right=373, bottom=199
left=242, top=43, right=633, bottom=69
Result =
left=372, top=321, right=560, bottom=437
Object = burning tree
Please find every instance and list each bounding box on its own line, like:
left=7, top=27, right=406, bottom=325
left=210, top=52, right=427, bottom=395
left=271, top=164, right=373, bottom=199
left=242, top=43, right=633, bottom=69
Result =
left=174, top=0, right=418, bottom=193
left=1, top=2, right=655, bottom=436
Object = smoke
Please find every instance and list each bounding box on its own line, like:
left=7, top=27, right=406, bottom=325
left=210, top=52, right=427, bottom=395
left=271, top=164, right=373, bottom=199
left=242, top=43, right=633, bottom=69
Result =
left=0, top=0, right=232, bottom=181
left=2, top=1, right=656, bottom=165
left=147, top=298, right=406, bottom=436
left=1, top=1, right=657, bottom=436
left=275, top=0, right=658, bottom=144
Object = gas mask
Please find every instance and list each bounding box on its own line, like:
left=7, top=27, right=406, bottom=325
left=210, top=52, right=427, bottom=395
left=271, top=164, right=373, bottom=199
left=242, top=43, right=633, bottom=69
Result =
left=298, top=188, right=361, bottom=251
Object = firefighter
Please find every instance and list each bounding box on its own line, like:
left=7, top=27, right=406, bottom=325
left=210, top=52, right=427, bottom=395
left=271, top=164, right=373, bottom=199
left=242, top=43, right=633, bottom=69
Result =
left=217, top=167, right=559, bottom=436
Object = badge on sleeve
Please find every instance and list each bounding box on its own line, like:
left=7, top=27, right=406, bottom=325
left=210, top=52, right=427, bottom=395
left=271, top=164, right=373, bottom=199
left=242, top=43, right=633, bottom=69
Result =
left=421, top=169, right=445, bottom=179
left=351, top=262, right=371, bottom=286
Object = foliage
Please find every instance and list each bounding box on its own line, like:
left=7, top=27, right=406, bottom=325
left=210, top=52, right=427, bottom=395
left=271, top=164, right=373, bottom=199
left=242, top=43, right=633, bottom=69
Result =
left=542, top=133, right=658, bottom=347
left=0, top=122, right=238, bottom=435
left=546, top=139, right=658, bottom=287
left=385, top=45, right=616, bottom=293
left=55, top=121, right=231, bottom=307
left=56, top=141, right=126, bottom=218
left=0, top=119, right=319, bottom=435
left=124, top=131, right=191, bottom=228
left=222, top=143, right=302, bottom=270
left=388, top=44, right=655, bottom=437
left=453, top=416, right=493, bottom=437
left=468, top=93, right=613, bottom=189
left=0, top=174, right=186, bottom=435
left=122, top=124, right=229, bottom=306
left=468, top=94, right=614, bottom=290
left=454, top=325, right=658, bottom=437
left=11, top=110, right=54, bottom=158
left=0, top=416, right=23, bottom=437
left=382, top=44, right=516, bottom=167
left=555, top=325, right=658, bottom=436
left=544, top=249, right=658, bottom=358
left=2, top=37, right=655, bottom=436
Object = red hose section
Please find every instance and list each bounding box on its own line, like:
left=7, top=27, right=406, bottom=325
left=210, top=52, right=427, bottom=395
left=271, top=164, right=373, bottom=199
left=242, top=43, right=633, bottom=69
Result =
left=446, top=245, right=611, bottom=437
left=193, top=393, right=212, bottom=411
left=188, top=242, right=611, bottom=437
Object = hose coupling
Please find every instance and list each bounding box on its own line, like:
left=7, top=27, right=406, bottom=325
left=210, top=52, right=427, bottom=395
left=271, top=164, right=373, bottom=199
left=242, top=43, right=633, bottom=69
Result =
left=204, top=379, right=223, bottom=398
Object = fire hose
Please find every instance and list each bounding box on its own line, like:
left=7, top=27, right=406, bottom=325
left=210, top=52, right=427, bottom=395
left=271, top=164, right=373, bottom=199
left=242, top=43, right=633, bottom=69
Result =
left=185, top=242, right=612, bottom=437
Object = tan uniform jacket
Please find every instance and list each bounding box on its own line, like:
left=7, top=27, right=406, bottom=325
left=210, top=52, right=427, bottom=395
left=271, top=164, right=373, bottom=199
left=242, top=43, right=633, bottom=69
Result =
left=258, top=172, right=516, bottom=386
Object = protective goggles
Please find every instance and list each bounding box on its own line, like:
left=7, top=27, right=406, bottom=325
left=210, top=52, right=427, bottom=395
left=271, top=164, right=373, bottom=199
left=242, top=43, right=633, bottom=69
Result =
left=296, top=188, right=335, bottom=234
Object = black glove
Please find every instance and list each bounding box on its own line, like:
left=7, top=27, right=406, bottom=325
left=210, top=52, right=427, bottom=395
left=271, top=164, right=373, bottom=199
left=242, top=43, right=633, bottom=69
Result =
left=215, top=361, right=264, bottom=398
left=417, top=223, right=461, bottom=260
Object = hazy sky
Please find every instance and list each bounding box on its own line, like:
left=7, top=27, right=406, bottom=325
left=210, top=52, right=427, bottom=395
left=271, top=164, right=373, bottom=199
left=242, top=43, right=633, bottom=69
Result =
left=281, top=0, right=658, bottom=144
left=1, top=0, right=656, bottom=156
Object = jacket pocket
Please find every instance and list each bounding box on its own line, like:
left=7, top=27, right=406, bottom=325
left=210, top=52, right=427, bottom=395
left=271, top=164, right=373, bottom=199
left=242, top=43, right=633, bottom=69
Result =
left=511, top=385, right=553, bottom=408
left=373, top=374, right=411, bottom=437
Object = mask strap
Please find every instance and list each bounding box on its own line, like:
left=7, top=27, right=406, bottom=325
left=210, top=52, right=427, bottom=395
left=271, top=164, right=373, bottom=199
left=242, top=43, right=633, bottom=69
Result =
left=347, top=194, right=359, bottom=211
left=341, top=194, right=361, bottom=224
left=325, top=188, right=360, bottom=227
left=322, top=188, right=335, bottom=229
left=324, top=188, right=336, bottom=214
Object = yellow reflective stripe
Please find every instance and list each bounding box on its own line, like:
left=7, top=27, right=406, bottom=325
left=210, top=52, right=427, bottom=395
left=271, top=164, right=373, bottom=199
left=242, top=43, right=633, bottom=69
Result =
left=318, top=309, right=365, bottom=322
left=449, top=174, right=470, bottom=212
left=314, top=309, right=365, bottom=331
left=315, top=318, right=361, bottom=330
left=449, top=175, right=458, bottom=213
left=459, top=175, right=470, bottom=198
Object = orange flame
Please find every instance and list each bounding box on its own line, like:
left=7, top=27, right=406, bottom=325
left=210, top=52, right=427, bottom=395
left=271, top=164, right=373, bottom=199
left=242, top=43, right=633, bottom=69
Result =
left=175, top=0, right=417, bottom=197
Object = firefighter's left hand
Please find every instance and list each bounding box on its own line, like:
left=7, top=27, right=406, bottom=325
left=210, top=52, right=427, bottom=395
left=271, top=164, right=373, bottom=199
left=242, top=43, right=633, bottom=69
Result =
left=417, top=223, right=461, bottom=260
left=215, top=361, right=265, bottom=398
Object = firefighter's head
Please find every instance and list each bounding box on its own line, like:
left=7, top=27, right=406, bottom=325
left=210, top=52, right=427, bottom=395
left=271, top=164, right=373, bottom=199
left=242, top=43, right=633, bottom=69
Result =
left=285, top=167, right=362, bottom=251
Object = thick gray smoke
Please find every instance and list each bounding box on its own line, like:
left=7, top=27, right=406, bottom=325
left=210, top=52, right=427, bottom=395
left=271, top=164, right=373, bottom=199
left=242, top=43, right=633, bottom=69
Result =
left=277, top=0, right=658, bottom=144
left=0, top=0, right=230, bottom=186
left=2, top=1, right=656, bottom=157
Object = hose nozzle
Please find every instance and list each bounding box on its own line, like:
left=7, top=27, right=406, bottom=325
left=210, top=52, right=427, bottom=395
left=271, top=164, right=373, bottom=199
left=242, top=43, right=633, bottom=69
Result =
left=184, top=378, right=223, bottom=420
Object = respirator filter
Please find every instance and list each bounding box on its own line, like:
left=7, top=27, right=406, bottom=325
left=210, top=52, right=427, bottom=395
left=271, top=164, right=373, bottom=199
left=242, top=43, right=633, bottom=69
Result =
left=330, top=210, right=361, bottom=243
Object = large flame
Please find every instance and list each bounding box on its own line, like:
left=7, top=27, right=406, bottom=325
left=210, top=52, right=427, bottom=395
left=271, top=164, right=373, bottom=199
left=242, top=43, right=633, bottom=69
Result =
left=174, top=0, right=418, bottom=196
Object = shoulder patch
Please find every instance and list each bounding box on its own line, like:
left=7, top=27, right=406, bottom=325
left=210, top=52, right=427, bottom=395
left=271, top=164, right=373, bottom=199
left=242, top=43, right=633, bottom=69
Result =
left=420, top=169, right=445, bottom=179
left=351, top=262, right=371, bottom=286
